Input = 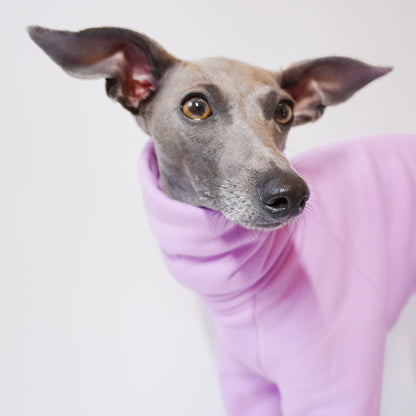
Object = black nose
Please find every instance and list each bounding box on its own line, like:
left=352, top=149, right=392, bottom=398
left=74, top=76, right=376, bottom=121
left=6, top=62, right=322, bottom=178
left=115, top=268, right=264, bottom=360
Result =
left=259, top=173, right=310, bottom=219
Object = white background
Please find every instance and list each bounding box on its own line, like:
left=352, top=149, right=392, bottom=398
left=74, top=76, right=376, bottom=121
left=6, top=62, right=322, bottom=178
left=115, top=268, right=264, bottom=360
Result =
left=1, top=1, right=416, bottom=415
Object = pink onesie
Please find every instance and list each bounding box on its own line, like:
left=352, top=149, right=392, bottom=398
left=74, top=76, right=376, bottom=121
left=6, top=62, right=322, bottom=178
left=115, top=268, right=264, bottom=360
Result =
left=139, top=134, right=416, bottom=416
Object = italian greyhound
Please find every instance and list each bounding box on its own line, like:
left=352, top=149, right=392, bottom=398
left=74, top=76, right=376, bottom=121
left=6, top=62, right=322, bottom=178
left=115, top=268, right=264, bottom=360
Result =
left=29, top=26, right=416, bottom=415
left=28, top=25, right=390, bottom=230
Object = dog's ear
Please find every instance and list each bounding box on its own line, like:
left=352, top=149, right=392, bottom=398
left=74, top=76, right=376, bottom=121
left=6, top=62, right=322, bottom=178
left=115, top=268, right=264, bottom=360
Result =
left=279, top=57, right=391, bottom=126
left=28, top=26, right=177, bottom=114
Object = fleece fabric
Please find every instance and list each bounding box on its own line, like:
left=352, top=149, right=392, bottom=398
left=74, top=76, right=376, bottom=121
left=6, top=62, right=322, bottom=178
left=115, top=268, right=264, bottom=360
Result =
left=138, top=134, right=416, bottom=416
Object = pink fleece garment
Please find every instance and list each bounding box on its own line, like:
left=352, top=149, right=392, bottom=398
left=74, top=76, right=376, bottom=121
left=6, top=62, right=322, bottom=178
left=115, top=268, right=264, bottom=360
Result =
left=139, top=134, right=416, bottom=416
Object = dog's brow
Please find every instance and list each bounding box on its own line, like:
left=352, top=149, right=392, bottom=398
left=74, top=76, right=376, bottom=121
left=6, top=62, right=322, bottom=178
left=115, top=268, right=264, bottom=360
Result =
left=198, top=83, right=226, bottom=102
left=259, top=90, right=279, bottom=120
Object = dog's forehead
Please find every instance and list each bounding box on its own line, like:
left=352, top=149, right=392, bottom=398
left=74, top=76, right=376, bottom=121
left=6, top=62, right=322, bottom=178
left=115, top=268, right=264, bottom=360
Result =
left=171, top=57, right=279, bottom=94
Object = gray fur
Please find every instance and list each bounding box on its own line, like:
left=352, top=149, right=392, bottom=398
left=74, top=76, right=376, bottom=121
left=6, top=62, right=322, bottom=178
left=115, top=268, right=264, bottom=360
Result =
left=28, top=26, right=391, bottom=229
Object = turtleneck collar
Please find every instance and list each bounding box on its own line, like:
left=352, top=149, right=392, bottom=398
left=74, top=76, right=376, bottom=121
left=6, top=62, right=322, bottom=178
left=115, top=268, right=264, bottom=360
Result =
left=138, top=140, right=297, bottom=303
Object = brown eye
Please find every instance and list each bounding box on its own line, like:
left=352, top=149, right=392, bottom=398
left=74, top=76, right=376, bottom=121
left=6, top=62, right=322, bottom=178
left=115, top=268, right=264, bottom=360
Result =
left=181, top=96, right=212, bottom=120
left=275, top=100, right=293, bottom=125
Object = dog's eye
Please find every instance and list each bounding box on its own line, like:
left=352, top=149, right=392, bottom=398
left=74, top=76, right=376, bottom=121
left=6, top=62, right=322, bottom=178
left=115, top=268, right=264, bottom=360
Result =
left=181, top=96, right=212, bottom=120
left=275, top=100, right=293, bottom=125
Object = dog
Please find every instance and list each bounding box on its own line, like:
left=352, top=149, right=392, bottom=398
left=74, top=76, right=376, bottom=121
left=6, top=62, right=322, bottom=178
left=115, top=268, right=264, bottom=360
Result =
left=29, top=26, right=416, bottom=415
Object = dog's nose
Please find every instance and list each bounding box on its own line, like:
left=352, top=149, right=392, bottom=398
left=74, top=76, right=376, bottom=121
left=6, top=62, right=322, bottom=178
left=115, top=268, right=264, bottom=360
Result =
left=259, top=174, right=310, bottom=219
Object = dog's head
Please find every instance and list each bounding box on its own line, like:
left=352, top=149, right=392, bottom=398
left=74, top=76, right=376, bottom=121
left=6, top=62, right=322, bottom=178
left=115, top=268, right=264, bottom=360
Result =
left=28, top=26, right=391, bottom=230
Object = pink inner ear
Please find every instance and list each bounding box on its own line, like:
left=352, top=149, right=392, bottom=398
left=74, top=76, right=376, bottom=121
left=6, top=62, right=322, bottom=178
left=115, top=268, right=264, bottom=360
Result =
left=285, top=76, right=319, bottom=103
left=122, top=44, right=156, bottom=107
left=126, top=76, right=155, bottom=107
left=132, top=78, right=155, bottom=98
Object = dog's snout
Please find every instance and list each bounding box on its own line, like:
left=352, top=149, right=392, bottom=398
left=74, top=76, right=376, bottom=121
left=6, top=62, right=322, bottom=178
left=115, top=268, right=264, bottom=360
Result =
left=259, top=174, right=310, bottom=219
